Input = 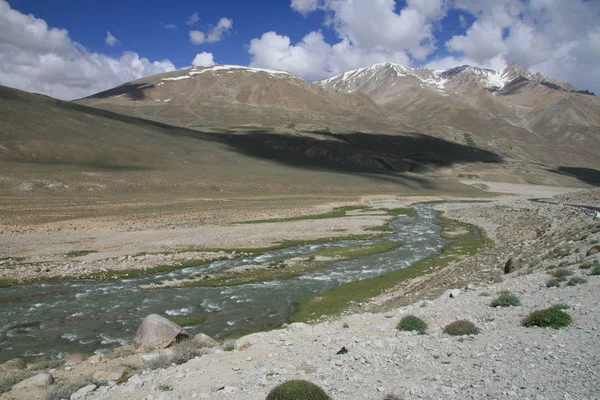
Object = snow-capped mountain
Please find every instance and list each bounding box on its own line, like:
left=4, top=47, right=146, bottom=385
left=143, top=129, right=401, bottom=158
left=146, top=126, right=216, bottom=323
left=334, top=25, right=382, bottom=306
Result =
left=320, top=62, right=591, bottom=97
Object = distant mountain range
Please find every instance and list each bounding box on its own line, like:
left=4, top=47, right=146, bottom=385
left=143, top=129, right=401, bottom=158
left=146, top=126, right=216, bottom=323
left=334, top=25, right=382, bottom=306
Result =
left=75, top=62, right=599, bottom=175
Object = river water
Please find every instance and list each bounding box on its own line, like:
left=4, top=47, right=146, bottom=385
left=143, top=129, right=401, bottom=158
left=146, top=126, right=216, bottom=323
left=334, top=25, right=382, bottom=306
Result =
left=0, top=205, right=443, bottom=362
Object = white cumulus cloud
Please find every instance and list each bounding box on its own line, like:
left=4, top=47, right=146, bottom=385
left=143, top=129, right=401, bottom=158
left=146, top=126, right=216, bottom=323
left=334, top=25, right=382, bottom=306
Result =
left=187, top=12, right=200, bottom=26
left=446, top=0, right=600, bottom=93
left=189, top=17, right=233, bottom=45
left=192, top=52, right=215, bottom=67
left=0, top=0, right=175, bottom=100
left=105, top=31, right=119, bottom=47
left=290, top=0, right=320, bottom=15
left=250, top=0, right=443, bottom=80
left=249, top=31, right=410, bottom=81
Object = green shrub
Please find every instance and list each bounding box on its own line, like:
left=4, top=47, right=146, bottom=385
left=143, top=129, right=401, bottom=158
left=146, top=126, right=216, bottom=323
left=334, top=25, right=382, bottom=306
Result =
left=443, top=320, right=480, bottom=336
left=0, top=371, right=36, bottom=394
left=222, top=341, right=235, bottom=352
left=567, top=276, right=587, bottom=286
left=589, top=264, right=600, bottom=276
left=490, top=292, right=521, bottom=307
left=546, top=278, right=561, bottom=288
left=397, top=315, right=428, bottom=334
left=266, top=380, right=332, bottom=400
left=550, top=268, right=573, bottom=278
left=522, top=307, right=572, bottom=329
left=383, top=395, right=404, bottom=400
left=146, top=341, right=207, bottom=370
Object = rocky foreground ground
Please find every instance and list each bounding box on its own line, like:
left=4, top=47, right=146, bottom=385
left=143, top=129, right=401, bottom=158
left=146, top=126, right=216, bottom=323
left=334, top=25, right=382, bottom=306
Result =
left=1, top=189, right=599, bottom=399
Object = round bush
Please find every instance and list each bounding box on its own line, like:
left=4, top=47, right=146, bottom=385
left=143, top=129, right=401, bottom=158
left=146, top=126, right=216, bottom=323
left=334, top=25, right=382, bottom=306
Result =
left=550, top=268, right=573, bottom=278
left=266, top=380, right=332, bottom=400
left=490, top=292, right=521, bottom=307
left=522, top=307, right=572, bottom=329
left=397, top=315, right=428, bottom=334
left=443, top=320, right=480, bottom=336
left=567, top=276, right=587, bottom=286
left=546, top=278, right=560, bottom=288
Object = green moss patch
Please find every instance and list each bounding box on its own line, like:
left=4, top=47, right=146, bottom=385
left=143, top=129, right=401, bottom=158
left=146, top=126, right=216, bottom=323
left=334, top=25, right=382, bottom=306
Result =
left=179, top=242, right=402, bottom=288
left=65, top=250, right=98, bottom=258
left=290, top=215, right=491, bottom=322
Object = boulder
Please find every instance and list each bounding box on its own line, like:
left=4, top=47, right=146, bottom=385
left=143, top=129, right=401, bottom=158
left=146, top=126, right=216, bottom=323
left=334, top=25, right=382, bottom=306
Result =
left=2, top=359, right=26, bottom=370
left=63, top=353, right=87, bottom=364
left=191, top=333, right=219, bottom=348
left=133, top=314, right=189, bottom=351
left=70, top=384, right=97, bottom=400
left=586, top=245, right=600, bottom=256
left=504, top=257, right=518, bottom=274
left=12, top=373, right=54, bottom=390
left=92, top=366, right=126, bottom=381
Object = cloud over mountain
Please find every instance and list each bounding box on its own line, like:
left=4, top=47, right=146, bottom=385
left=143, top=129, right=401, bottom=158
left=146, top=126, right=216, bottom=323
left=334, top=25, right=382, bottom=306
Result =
left=0, top=0, right=175, bottom=100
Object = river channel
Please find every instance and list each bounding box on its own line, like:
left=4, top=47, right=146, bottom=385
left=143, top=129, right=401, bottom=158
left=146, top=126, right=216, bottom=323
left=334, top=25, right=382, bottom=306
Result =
left=0, top=204, right=444, bottom=362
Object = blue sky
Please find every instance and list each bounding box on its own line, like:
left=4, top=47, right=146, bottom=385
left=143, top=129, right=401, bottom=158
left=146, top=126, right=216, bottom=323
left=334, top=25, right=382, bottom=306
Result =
left=1, top=0, right=599, bottom=99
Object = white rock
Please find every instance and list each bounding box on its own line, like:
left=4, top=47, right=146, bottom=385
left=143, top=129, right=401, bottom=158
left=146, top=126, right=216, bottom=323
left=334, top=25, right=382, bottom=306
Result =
left=12, top=373, right=54, bottom=389
left=286, top=322, right=313, bottom=333
left=70, top=384, right=97, bottom=400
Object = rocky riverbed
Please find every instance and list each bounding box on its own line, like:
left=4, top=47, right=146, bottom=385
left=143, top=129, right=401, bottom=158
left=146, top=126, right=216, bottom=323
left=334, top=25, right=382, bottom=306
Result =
left=1, top=189, right=599, bottom=400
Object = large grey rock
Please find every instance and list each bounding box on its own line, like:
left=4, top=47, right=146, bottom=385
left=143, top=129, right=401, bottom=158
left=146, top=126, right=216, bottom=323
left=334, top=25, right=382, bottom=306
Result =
left=12, top=372, right=54, bottom=390
left=191, top=333, right=219, bottom=348
left=70, top=384, right=97, bottom=400
left=133, top=314, right=189, bottom=351
left=2, top=358, right=26, bottom=370
left=92, top=366, right=126, bottom=381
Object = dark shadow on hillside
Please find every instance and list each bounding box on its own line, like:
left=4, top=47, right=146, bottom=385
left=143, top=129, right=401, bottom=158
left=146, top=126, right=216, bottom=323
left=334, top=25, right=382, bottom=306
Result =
left=80, top=83, right=153, bottom=101
left=550, top=167, right=600, bottom=187
left=211, top=130, right=503, bottom=176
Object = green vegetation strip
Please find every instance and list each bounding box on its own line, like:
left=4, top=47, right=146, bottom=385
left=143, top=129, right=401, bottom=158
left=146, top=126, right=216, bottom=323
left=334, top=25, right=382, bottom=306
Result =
left=289, top=215, right=491, bottom=322
left=237, top=205, right=369, bottom=224
left=65, top=250, right=98, bottom=258
left=179, top=242, right=402, bottom=288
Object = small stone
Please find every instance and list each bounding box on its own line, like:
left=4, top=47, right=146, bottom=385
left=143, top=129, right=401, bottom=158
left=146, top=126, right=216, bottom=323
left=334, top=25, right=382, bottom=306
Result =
left=586, top=245, right=600, bottom=256
left=63, top=353, right=87, bottom=364
left=191, top=333, right=219, bottom=348
left=93, top=366, right=126, bottom=381
left=504, top=257, right=519, bottom=274
left=87, top=354, right=103, bottom=364
left=377, top=387, right=385, bottom=392
left=286, top=323, right=313, bottom=334
left=70, top=384, right=97, bottom=400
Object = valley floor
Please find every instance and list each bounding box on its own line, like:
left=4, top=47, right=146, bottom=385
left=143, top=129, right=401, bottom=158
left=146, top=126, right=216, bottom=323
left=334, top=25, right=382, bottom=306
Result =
left=1, top=184, right=598, bottom=399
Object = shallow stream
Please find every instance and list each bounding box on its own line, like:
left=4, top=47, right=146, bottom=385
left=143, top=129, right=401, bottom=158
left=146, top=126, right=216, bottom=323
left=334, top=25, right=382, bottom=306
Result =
left=0, top=204, right=443, bottom=362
